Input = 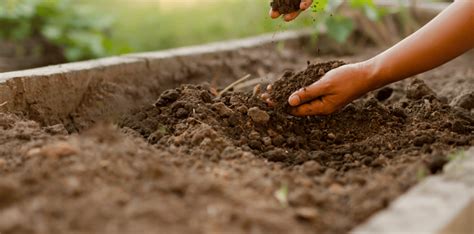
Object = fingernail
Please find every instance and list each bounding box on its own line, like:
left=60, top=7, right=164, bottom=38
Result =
left=288, top=94, right=300, bottom=106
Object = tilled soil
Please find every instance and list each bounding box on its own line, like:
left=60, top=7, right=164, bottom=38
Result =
left=0, top=53, right=473, bottom=234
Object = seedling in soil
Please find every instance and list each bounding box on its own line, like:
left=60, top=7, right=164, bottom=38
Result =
left=274, top=183, right=289, bottom=207
left=0, top=101, right=7, bottom=107
left=157, top=125, right=168, bottom=134
left=416, top=167, right=428, bottom=181
left=447, top=150, right=466, bottom=162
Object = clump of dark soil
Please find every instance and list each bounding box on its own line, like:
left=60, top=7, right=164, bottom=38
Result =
left=271, top=0, right=301, bottom=14
left=270, top=61, right=345, bottom=111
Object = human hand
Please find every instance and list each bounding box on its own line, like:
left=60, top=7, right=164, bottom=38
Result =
left=288, top=63, right=377, bottom=116
left=270, top=0, right=313, bottom=22
left=262, top=62, right=377, bottom=116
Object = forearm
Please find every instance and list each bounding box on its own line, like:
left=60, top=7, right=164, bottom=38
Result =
left=366, top=0, right=474, bottom=89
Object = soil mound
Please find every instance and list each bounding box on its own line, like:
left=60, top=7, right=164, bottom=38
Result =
left=120, top=63, right=473, bottom=166
left=118, top=66, right=473, bottom=233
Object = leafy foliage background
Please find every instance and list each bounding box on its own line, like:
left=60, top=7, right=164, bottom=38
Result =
left=1, top=0, right=384, bottom=62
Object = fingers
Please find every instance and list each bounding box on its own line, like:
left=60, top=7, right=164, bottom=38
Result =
left=288, top=81, right=328, bottom=106
left=261, top=84, right=275, bottom=107
left=290, top=99, right=334, bottom=116
left=300, top=0, right=313, bottom=10
left=270, top=0, right=312, bottom=21
left=269, top=8, right=281, bottom=19
left=284, top=10, right=301, bottom=22
left=260, top=93, right=275, bottom=107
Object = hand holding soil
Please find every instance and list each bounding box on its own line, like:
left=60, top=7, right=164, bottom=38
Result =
left=270, top=0, right=313, bottom=22
left=287, top=62, right=377, bottom=116
left=266, top=0, right=474, bottom=116
left=262, top=61, right=375, bottom=116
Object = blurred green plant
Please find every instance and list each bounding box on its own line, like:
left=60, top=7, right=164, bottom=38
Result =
left=0, top=0, right=130, bottom=61
left=310, top=0, right=386, bottom=43
left=1, top=0, right=388, bottom=63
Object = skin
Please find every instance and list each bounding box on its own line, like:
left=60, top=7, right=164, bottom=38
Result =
left=269, top=0, right=313, bottom=22
left=266, top=0, right=474, bottom=116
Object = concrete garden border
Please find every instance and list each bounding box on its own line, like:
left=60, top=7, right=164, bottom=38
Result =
left=352, top=147, right=474, bottom=234
left=0, top=30, right=313, bottom=129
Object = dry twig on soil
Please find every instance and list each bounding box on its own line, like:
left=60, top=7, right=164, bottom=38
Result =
left=218, top=74, right=251, bottom=97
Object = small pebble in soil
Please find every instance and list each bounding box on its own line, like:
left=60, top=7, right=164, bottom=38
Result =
left=264, top=148, right=288, bottom=162
left=27, top=142, right=78, bottom=159
left=247, top=107, right=270, bottom=124
left=200, top=90, right=212, bottom=103
left=248, top=131, right=261, bottom=140
left=327, top=133, right=336, bottom=140
left=413, top=135, right=435, bottom=147
left=406, top=79, right=436, bottom=100
left=175, top=108, right=189, bottom=118
left=262, top=137, right=272, bottom=146
left=450, top=92, right=474, bottom=110
left=272, top=135, right=286, bottom=146
left=375, top=87, right=394, bottom=101
left=236, top=105, right=248, bottom=114
left=212, top=102, right=234, bottom=117
left=155, top=89, right=180, bottom=106
left=295, top=207, right=320, bottom=221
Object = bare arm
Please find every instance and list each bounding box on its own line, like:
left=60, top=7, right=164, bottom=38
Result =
left=368, top=0, right=474, bottom=89
left=284, top=0, right=474, bottom=116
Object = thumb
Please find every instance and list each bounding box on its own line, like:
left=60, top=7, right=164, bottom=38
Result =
left=288, top=81, right=328, bottom=106
left=300, top=0, right=312, bottom=10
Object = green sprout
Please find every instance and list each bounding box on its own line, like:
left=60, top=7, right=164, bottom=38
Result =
left=274, top=183, right=289, bottom=207
left=416, top=167, right=428, bottom=181
left=447, top=150, right=466, bottom=162
left=309, top=0, right=385, bottom=43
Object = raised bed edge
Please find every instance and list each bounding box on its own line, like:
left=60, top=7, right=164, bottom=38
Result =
left=351, top=147, right=474, bottom=234
left=0, top=30, right=313, bottom=128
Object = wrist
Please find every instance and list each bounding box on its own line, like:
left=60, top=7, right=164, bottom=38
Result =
left=356, top=59, right=384, bottom=93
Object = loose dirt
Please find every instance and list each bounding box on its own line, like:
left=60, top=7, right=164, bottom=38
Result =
left=270, top=61, right=345, bottom=111
left=0, top=52, right=473, bottom=234
left=271, top=0, right=301, bottom=14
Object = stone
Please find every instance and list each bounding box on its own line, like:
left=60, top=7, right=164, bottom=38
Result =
left=212, top=102, right=234, bottom=117
left=450, top=92, right=474, bottom=110
left=295, top=207, right=320, bottom=221
left=247, top=107, right=270, bottom=124
left=155, top=89, right=180, bottom=107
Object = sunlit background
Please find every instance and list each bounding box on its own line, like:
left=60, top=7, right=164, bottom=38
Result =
left=74, top=0, right=312, bottom=52
left=1, top=0, right=318, bottom=71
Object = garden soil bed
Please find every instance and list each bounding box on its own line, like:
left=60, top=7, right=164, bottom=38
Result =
left=0, top=49, right=473, bottom=234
